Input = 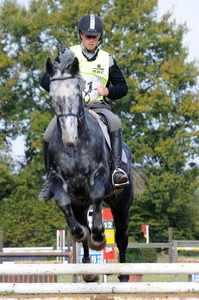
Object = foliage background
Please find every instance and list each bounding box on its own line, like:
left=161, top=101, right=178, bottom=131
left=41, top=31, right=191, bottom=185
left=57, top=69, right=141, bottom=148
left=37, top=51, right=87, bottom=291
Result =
left=1, top=0, right=199, bottom=247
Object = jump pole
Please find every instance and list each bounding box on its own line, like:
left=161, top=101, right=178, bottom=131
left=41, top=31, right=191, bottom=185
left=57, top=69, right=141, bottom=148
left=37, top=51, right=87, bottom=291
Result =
left=0, top=282, right=199, bottom=294
left=0, top=252, right=72, bottom=257
left=1, top=263, right=199, bottom=275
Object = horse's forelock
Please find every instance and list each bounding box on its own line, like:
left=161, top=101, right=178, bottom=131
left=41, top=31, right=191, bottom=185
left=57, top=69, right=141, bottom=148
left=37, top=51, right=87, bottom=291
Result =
left=52, top=49, right=85, bottom=91
left=58, top=49, right=75, bottom=73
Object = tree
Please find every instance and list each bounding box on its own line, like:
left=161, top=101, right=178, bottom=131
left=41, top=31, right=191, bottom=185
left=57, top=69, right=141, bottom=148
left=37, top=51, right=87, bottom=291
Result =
left=1, top=0, right=199, bottom=246
left=0, top=151, right=67, bottom=247
left=102, top=0, right=199, bottom=241
left=129, top=166, right=199, bottom=242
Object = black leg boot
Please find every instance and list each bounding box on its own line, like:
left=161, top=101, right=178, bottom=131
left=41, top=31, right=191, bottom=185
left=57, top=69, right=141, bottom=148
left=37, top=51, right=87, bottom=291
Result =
left=38, top=140, right=53, bottom=201
left=110, top=129, right=129, bottom=189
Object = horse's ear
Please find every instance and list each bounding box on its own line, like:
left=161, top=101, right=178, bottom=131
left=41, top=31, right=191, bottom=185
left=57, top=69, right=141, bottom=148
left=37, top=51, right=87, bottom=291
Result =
left=70, top=57, right=79, bottom=76
left=46, top=57, right=56, bottom=77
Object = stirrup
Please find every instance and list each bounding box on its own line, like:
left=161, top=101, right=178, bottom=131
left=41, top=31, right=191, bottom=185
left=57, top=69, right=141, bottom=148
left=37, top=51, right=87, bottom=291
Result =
left=38, top=180, right=53, bottom=201
left=112, top=168, right=129, bottom=188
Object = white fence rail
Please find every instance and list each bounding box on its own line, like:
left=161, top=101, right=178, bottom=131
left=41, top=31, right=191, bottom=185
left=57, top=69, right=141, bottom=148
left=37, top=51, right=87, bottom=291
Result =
left=0, top=282, right=199, bottom=294
left=1, top=263, right=199, bottom=275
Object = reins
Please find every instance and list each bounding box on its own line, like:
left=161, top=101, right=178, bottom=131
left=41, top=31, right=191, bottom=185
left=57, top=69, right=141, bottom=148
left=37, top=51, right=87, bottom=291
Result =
left=11, top=101, right=52, bottom=140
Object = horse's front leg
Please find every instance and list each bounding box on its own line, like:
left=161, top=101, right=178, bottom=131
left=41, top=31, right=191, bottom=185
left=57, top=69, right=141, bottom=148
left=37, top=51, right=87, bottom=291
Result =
left=49, top=173, right=89, bottom=242
left=88, top=167, right=109, bottom=251
left=71, top=205, right=98, bottom=282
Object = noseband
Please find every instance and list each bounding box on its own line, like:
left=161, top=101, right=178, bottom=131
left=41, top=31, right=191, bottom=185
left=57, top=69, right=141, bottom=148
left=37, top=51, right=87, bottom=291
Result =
left=50, top=76, right=81, bottom=123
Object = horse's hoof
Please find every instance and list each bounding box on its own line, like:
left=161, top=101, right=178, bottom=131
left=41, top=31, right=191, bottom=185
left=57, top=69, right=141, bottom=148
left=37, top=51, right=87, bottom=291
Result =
left=119, top=274, right=129, bottom=282
left=88, top=233, right=106, bottom=251
left=72, top=226, right=90, bottom=243
left=83, top=274, right=99, bottom=282
left=82, top=257, right=99, bottom=282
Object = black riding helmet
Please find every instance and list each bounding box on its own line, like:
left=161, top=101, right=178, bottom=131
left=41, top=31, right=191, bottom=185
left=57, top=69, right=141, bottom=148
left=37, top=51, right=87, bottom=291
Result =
left=78, top=14, right=103, bottom=37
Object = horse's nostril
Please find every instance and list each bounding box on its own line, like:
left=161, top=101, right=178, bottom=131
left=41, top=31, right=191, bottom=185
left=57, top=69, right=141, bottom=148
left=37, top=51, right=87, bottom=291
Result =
left=66, top=141, right=76, bottom=147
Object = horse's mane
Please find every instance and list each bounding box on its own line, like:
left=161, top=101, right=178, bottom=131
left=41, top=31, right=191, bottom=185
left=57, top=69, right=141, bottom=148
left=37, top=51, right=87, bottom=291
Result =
left=53, top=48, right=85, bottom=91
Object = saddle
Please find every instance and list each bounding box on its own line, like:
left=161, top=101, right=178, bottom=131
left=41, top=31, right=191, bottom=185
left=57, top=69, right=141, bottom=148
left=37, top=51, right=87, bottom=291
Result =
left=88, top=109, right=127, bottom=164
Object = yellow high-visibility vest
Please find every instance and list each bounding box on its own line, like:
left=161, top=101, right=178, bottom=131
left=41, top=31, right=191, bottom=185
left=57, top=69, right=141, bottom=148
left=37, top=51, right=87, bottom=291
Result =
left=70, top=45, right=109, bottom=101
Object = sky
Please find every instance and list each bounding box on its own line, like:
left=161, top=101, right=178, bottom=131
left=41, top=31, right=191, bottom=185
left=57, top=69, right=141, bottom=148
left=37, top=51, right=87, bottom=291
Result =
left=1, top=0, right=199, bottom=159
left=158, top=0, right=199, bottom=63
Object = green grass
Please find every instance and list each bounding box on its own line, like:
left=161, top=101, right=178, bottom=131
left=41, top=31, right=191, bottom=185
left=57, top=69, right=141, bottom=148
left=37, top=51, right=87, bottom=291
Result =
left=0, top=291, right=15, bottom=296
left=58, top=274, right=123, bottom=283
left=142, top=274, right=188, bottom=282
left=57, top=273, right=189, bottom=283
left=58, top=275, right=75, bottom=283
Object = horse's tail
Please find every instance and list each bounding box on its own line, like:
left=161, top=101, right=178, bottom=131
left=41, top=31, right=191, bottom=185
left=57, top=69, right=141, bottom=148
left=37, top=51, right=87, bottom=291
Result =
left=132, top=164, right=148, bottom=195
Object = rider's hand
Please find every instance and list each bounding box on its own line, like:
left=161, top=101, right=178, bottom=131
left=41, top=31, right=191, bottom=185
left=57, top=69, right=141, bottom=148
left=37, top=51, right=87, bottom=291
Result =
left=95, top=86, right=109, bottom=97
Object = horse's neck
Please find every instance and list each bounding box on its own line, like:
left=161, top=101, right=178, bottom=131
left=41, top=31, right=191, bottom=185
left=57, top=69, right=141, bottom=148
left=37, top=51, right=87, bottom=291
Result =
left=78, top=103, right=97, bottom=139
left=78, top=95, right=90, bottom=126
left=80, top=106, right=90, bottom=132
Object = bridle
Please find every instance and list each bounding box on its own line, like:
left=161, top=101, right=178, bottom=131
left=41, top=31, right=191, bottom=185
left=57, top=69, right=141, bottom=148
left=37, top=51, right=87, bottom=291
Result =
left=50, top=76, right=83, bottom=124
left=50, top=76, right=75, bottom=82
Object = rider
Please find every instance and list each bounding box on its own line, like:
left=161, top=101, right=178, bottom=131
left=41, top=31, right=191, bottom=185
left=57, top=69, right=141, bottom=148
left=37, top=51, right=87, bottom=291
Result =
left=38, top=14, right=129, bottom=201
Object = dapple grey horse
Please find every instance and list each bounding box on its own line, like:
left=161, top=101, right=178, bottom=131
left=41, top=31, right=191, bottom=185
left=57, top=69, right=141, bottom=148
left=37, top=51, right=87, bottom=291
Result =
left=46, top=49, right=134, bottom=282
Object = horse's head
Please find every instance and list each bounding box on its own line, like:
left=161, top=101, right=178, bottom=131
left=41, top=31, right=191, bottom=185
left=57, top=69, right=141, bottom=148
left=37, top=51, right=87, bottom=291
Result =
left=46, top=49, right=84, bottom=147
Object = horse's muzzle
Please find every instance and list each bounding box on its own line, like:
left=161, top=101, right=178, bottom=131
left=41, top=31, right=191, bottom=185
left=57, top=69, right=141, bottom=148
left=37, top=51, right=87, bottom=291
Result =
left=66, top=141, right=77, bottom=147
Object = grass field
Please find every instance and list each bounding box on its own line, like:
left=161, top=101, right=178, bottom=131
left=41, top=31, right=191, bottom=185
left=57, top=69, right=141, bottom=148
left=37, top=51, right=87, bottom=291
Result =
left=57, top=252, right=199, bottom=283
left=57, top=274, right=189, bottom=283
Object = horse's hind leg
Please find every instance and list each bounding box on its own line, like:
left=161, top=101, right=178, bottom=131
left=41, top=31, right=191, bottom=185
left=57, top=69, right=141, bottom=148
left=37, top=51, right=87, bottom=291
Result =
left=107, top=187, right=133, bottom=282
left=112, top=209, right=130, bottom=282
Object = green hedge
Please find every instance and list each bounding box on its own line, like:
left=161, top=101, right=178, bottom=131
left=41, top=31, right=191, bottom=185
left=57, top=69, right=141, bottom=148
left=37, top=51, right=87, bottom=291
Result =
left=141, top=248, right=157, bottom=263
left=126, top=247, right=157, bottom=263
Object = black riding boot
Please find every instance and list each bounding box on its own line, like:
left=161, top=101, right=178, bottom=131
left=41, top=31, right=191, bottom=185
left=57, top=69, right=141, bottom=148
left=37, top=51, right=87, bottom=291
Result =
left=38, top=140, right=53, bottom=201
left=110, top=129, right=129, bottom=189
